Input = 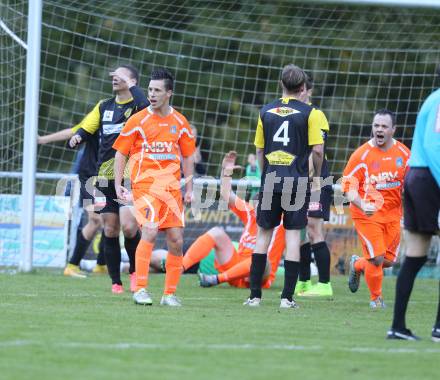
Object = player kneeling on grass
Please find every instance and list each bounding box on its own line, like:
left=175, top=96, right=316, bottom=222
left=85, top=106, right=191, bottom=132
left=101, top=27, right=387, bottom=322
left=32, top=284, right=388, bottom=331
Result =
left=113, top=68, right=196, bottom=307
left=342, top=110, right=410, bottom=309
left=182, top=151, right=285, bottom=289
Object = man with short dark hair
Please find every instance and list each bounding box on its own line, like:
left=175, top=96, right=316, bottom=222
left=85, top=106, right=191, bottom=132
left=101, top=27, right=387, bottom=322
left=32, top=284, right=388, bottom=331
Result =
left=246, top=64, right=326, bottom=308
left=113, top=68, right=196, bottom=307
left=343, top=109, right=410, bottom=308
left=69, top=64, right=149, bottom=293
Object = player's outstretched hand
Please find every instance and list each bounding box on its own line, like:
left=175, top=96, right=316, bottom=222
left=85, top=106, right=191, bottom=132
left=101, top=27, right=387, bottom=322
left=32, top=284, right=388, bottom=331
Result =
left=69, top=134, right=82, bottom=148
left=110, top=68, right=136, bottom=88
left=222, top=151, right=242, bottom=176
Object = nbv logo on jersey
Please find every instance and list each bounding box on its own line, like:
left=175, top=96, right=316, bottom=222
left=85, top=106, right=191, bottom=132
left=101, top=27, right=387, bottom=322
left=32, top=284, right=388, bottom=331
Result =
left=368, top=171, right=398, bottom=184
left=170, top=125, right=177, bottom=134
left=267, top=107, right=300, bottom=117
left=142, top=141, right=173, bottom=153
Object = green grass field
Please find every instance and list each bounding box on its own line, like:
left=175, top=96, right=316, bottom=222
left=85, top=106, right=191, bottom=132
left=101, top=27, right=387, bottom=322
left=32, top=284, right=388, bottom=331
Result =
left=0, top=271, right=438, bottom=380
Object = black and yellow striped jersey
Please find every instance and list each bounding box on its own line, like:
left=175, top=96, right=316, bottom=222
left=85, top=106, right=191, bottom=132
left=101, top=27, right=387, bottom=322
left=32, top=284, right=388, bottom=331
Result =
left=75, top=86, right=149, bottom=179
left=254, top=97, right=327, bottom=192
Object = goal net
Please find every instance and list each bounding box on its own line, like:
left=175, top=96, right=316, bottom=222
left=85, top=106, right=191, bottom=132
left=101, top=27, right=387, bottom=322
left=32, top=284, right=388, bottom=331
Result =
left=1, top=0, right=440, bottom=269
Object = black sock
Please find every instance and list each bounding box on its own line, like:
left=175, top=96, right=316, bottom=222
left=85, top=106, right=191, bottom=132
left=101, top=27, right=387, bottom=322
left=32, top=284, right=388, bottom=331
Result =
left=392, top=256, right=427, bottom=330
left=249, top=253, right=267, bottom=299
left=299, top=243, right=311, bottom=281
left=69, top=229, right=91, bottom=266
left=96, top=234, right=106, bottom=265
left=124, top=230, right=140, bottom=274
left=281, top=260, right=299, bottom=302
left=312, top=241, right=331, bottom=284
left=435, top=281, right=440, bottom=329
left=104, top=235, right=122, bottom=285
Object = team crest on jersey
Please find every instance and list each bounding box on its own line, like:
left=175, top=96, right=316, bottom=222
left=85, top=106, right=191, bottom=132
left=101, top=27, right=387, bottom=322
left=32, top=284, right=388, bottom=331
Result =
left=396, top=157, right=403, bottom=167
left=265, top=150, right=296, bottom=166
left=124, top=108, right=133, bottom=119
left=267, top=107, right=300, bottom=117
left=102, top=110, right=114, bottom=122
left=170, top=125, right=177, bottom=134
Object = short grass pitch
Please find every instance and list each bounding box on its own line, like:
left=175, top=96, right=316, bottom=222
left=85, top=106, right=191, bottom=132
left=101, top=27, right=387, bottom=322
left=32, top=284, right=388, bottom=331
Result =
left=0, top=271, right=438, bottom=380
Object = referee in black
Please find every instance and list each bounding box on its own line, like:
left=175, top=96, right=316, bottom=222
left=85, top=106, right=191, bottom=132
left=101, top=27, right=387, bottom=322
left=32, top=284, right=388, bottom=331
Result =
left=245, top=64, right=327, bottom=308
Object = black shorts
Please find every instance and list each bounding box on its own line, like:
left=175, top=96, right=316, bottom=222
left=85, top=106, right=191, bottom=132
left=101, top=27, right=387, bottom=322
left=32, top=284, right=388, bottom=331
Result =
left=94, top=178, right=120, bottom=214
left=257, top=189, right=310, bottom=230
left=404, top=168, right=440, bottom=234
left=307, top=184, right=333, bottom=221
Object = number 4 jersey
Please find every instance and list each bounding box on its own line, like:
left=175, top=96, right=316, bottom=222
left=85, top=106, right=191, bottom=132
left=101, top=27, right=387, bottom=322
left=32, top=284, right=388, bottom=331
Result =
left=254, top=97, right=328, bottom=193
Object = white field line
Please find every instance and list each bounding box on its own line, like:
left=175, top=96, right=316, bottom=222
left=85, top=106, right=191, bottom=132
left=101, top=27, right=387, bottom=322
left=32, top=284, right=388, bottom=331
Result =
left=1, top=340, right=439, bottom=354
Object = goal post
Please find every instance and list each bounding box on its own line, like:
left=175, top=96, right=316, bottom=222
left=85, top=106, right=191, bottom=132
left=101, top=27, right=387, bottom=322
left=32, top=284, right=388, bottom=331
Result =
left=20, top=0, right=42, bottom=272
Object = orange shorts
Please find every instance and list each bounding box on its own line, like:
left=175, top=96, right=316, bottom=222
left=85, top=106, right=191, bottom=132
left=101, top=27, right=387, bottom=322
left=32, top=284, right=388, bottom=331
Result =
left=353, top=218, right=401, bottom=262
left=215, top=250, right=271, bottom=289
left=132, top=188, right=184, bottom=230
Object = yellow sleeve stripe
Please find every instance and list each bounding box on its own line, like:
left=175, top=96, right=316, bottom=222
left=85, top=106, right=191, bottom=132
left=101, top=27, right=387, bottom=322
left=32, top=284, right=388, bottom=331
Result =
left=308, top=108, right=327, bottom=145
left=71, top=101, right=102, bottom=134
left=254, top=115, right=265, bottom=148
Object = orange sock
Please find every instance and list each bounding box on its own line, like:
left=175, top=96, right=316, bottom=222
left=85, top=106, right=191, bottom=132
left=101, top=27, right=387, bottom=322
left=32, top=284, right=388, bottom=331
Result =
left=218, top=258, right=251, bottom=283
left=364, top=260, right=383, bottom=300
left=135, top=240, right=154, bottom=291
left=354, top=257, right=367, bottom=272
left=164, top=254, right=183, bottom=295
left=182, top=233, right=216, bottom=270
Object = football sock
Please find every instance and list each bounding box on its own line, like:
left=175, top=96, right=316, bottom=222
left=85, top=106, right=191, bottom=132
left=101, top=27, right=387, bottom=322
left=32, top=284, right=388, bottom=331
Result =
left=299, top=242, right=311, bottom=281
left=392, top=256, right=427, bottom=330
left=164, top=254, right=183, bottom=295
left=96, top=235, right=106, bottom=265
left=69, top=229, right=91, bottom=266
left=364, top=260, right=383, bottom=300
left=217, top=257, right=251, bottom=283
left=312, top=241, right=331, bottom=284
left=281, top=259, right=299, bottom=302
left=182, top=233, right=216, bottom=270
left=354, top=257, right=367, bottom=272
left=249, top=253, right=267, bottom=299
left=104, top=235, right=122, bottom=285
left=135, top=239, right=154, bottom=291
left=124, top=230, right=140, bottom=274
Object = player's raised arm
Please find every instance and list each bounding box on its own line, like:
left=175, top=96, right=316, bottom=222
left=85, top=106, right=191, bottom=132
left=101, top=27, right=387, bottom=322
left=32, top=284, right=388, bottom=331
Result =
left=220, top=151, right=242, bottom=207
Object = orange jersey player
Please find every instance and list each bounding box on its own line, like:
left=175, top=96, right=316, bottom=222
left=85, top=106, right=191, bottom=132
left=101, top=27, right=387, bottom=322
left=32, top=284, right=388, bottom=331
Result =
left=342, top=109, right=410, bottom=308
left=113, top=68, right=196, bottom=307
left=183, top=152, right=285, bottom=289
